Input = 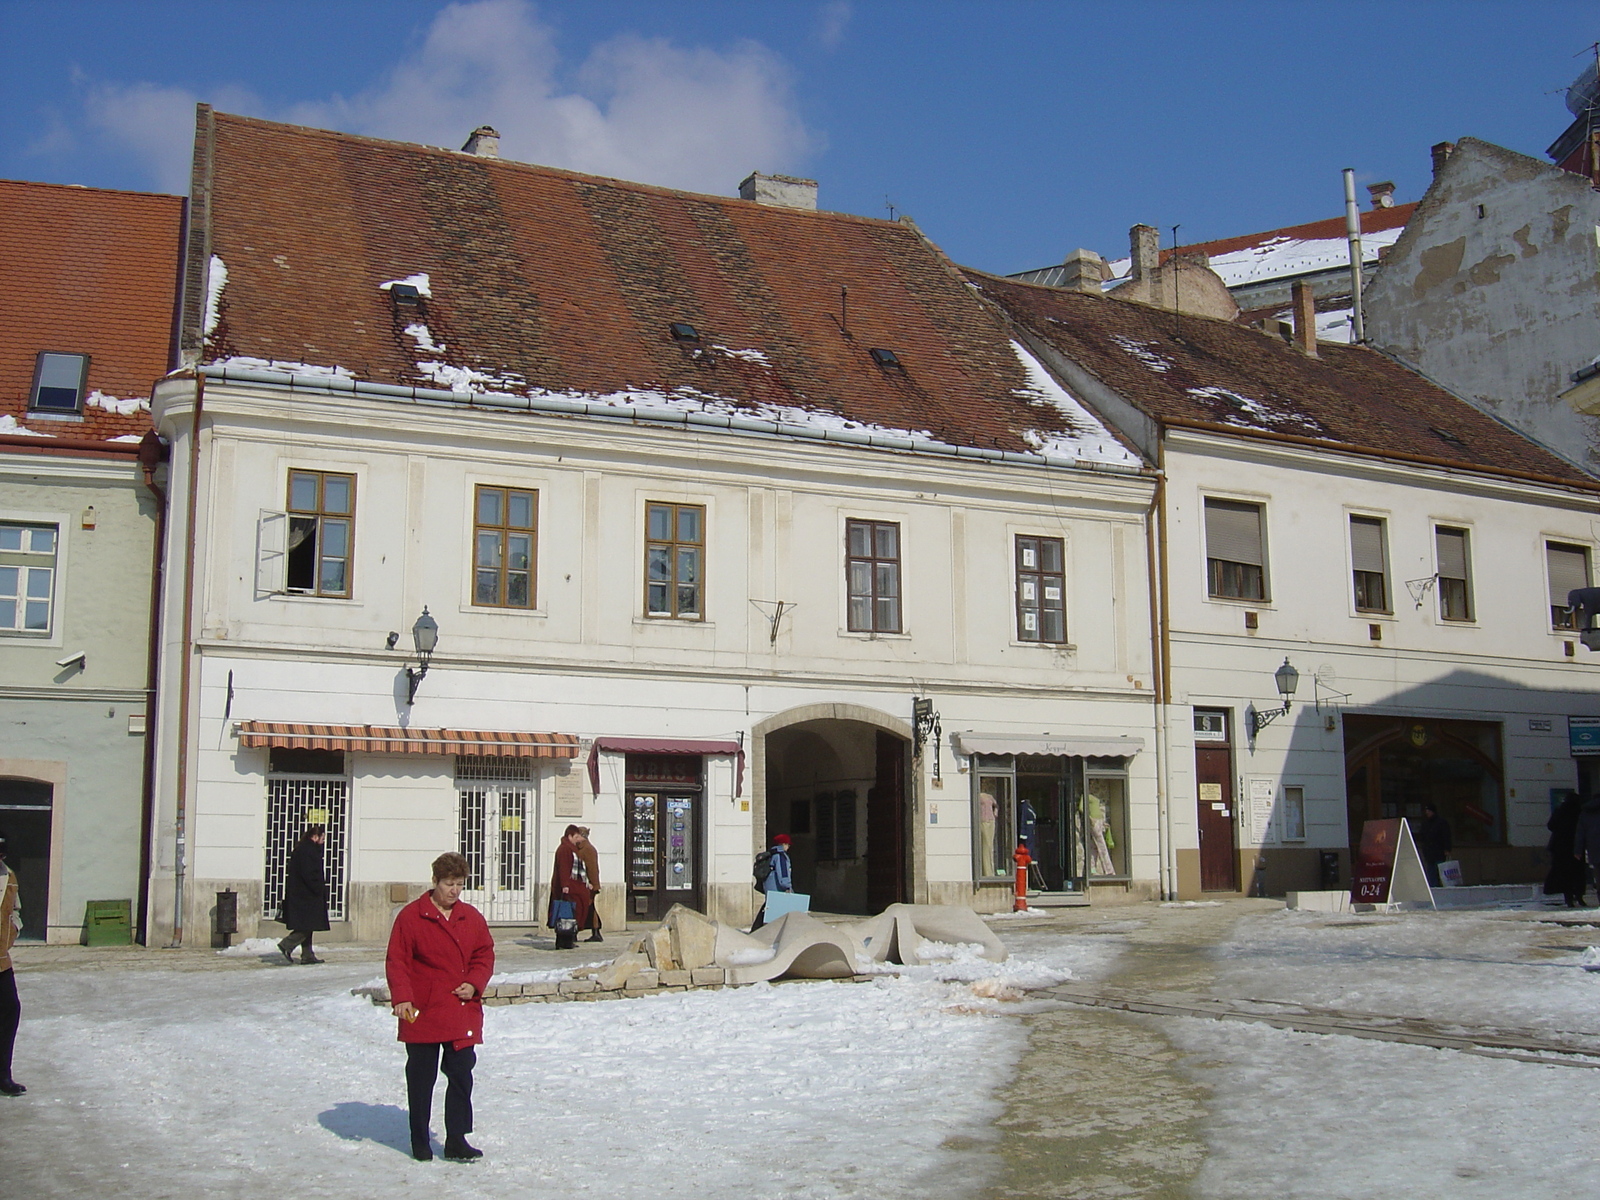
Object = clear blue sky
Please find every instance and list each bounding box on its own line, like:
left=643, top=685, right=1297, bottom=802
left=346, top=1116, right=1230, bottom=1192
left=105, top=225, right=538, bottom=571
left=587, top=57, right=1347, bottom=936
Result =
left=1, top=1, right=1593, bottom=273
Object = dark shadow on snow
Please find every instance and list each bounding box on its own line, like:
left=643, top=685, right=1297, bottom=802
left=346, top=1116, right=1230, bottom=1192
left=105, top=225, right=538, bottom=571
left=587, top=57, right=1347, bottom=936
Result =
left=318, top=1102, right=411, bottom=1154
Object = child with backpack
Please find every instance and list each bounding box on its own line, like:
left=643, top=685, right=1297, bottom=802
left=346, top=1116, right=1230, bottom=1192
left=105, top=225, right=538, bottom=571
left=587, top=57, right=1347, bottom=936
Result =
left=750, top=834, right=793, bottom=931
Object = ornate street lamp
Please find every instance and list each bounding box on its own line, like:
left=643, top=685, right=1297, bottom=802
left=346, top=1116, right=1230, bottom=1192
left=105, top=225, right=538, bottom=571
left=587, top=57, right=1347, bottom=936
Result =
left=1246, top=657, right=1299, bottom=738
left=405, top=607, right=438, bottom=705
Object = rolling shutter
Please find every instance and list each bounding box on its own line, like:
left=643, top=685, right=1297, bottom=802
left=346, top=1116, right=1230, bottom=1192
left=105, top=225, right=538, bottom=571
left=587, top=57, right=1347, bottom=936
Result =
left=1350, top=516, right=1386, bottom=573
left=1547, top=543, right=1590, bottom=604
left=1204, top=499, right=1263, bottom=566
left=1435, top=527, right=1468, bottom=579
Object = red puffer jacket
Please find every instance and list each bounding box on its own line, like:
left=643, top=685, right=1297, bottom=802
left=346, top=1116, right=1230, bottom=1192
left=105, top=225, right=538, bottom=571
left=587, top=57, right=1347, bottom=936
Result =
left=385, top=893, right=496, bottom=1049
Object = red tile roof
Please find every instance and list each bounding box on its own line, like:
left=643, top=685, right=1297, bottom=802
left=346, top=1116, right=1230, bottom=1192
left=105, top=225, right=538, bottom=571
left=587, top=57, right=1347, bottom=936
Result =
left=966, top=270, right=1592, bottom=486
left=0, top=179, right=183, bottom=443
left=190, top=111, right=1133, bottom=463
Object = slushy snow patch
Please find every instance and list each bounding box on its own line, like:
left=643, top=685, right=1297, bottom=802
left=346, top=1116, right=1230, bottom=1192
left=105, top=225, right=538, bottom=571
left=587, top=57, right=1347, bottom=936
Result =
left=378, top=273, right=432, bottom=298
left=1110, top=334, right=1174, bottom=373
left=86, top=390, right=149, bottom=415
left=203, top=255, right=227, bottom=338
left=1187, top=385, right=1327, bottom=435
left=0, top=414, right=50, bottom=436
left=403, top=323, right=444, bottom=354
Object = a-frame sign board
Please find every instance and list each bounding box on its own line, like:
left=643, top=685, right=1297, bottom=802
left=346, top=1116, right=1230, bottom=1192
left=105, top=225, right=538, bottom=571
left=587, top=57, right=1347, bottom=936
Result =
left=1350, top=818, right=1436, bottom=909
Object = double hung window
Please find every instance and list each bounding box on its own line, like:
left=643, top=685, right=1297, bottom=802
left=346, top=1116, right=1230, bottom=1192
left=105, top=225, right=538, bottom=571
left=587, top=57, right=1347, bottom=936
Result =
left=1204, top=499, right=1266, bottom=600
left=286, top=471, right=354, bottom=597
left=1435, top=526, right=1473, bottom=622
left=0, top=523, right=57, bottom=634
left=645, top=502, right=703, bottom=619
left=846, top=520, right=901, bottom=632
left=1547, top=542, right=1591, bottom=630
left=1349, top=516, right=1390, bottom=613
left=473, top=486, right=537, bottom=608
left=1015, top=535, right=1066, bottom=643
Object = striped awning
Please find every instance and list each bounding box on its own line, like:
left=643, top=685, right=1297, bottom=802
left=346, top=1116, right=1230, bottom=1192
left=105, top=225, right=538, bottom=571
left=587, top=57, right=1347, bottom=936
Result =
left=236, top=721, right=581, bottom=759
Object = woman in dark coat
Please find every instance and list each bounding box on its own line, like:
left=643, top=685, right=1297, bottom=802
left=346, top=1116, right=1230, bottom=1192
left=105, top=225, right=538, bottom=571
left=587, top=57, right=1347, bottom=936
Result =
left=548, top=825, right=593, bottom=948
left=1546, top=793, right=1588, bottom=907
left=278, top=825, right=330, bottom=964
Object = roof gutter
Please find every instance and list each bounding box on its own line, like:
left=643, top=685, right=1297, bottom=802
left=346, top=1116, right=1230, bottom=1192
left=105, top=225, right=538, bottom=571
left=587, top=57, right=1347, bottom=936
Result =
left=0, top=433, right=143, bottom=457
left=193, top=364, right=1152, bottom=477
left=1161, top=416, right=1600, bottom=496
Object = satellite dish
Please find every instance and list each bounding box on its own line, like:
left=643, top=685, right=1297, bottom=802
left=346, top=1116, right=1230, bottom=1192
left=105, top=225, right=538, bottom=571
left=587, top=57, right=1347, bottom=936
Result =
left=1315, top=664, right=1338, bottom=688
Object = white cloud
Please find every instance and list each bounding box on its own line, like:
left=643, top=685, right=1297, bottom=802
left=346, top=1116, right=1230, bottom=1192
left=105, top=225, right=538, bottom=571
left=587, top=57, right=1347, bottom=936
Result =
left=77, top=0, right=815, bottom=197
left=815, top=1, right=852, bottom=51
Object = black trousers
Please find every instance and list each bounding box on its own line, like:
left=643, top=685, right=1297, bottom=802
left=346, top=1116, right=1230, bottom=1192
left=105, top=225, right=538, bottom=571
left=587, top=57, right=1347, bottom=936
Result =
left=0, top=968, right=18, bottom=1081
left=405, top=1042, right=475, bottom=1147
left=281, top=930, right=316, bottom=960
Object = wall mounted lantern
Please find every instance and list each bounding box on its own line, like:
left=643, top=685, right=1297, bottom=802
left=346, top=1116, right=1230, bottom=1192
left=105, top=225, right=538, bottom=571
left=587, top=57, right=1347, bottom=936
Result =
left=405, top=607, right=438, bottom=705
left=913, top=696, right=942, bottom=784
left=1246, top=658, right=1299, bottom=738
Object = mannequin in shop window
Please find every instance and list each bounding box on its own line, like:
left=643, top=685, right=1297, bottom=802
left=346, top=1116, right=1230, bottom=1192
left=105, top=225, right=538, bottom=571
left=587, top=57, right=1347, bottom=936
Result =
left=978, top=785, right=999, bottom=875
left=1087, top=791, right=1116, bottom=877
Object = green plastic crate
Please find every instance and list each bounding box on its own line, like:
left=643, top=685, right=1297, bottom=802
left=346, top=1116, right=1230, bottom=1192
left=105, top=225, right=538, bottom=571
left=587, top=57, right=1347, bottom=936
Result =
left=83, top=899, right=132, bottom=947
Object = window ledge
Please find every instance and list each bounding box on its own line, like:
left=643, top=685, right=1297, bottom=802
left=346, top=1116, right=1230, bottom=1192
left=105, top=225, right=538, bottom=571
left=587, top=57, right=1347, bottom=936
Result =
left=463, top=604, right=547, bottom=618
left=633, top=616, right=713, bottom=628
left=1205, top=596, right=1273, bottom=609
left=838, top=629, right=911, bottom=640
left=1008, top=640, right=1077, bottom=651
left=269, top=592, right=361, bottom=606
left=26, top=411, right=85, bottom=422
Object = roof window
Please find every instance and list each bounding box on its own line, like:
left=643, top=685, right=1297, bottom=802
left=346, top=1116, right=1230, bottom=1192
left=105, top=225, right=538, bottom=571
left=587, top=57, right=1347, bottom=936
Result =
left=669, top=322, right=701, bottom=343
left=1430, top=426, right=1466, bottom=448
left=30, top=352, right=89, bottom=413
left=388, top=283, right=423, bottom=307
left=869, top=347, right=902, bottom=369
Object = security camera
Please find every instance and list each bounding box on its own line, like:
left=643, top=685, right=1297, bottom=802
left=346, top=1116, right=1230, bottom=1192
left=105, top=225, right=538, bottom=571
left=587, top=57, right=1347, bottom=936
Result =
left=56, top=651, right=86, bottom=668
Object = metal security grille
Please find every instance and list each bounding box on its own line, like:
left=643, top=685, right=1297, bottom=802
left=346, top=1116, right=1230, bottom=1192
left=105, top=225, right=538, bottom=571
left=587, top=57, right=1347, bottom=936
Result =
left=455, top=756, right=535, bottom=923
left=264, top=776, right=349, bottom=920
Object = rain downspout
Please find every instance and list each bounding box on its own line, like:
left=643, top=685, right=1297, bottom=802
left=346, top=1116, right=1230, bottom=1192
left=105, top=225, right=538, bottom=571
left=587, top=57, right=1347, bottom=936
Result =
left=136, top=431, right=169, bottom=946
left=1343, top=168, right=1366, bottom=345
left=1145, top=463, right=1174, bottom=900
left=168, top=375, right=205, bottom=947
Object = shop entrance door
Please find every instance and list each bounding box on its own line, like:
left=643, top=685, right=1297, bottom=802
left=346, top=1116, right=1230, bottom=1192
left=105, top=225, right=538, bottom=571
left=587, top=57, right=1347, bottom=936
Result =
left=625, top=754, right=703, bottom=922
left=458, top=783, right=532, bottom=923
left=1194, top=710, right=1238, bottom=892
left=0, top=778, right=50, bottom=940
left=866, top=731, right=907, bottom=910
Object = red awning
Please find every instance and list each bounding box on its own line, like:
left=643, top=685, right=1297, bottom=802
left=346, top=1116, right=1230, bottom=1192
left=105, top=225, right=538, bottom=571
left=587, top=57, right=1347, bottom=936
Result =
left=587, top=736, right=744, bottom=796
left=237, top=722, right=581, bottom=759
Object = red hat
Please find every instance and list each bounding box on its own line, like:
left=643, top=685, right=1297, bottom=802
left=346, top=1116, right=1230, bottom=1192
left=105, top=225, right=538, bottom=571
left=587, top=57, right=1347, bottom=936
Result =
left=772, top=834, right=792, bottom=846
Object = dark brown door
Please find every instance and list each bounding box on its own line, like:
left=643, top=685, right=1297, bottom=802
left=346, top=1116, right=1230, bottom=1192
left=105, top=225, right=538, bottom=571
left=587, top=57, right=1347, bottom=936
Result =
left=867, top=731, right=907, bottom=910
left=625, top=788, right=702, bottom=922
left=1195, top=743, right=1238, bottom=892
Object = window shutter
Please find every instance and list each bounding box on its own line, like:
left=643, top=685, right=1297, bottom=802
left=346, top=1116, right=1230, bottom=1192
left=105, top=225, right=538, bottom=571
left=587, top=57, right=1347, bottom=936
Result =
left=1547, top=543, right=1590, bottom=603
left=257, top=510, right=288, bottom=594
left=1349, top=517, right=1386, bottom=573
left=1204, top=499, right=1263, bottom=566
left=1435, top=527, right=1468, bottom=579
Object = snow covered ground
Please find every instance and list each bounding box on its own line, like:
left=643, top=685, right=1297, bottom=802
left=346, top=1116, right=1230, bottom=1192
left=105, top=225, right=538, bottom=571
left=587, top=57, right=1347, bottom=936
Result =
left=7, top=930, right=1109, bottom=1199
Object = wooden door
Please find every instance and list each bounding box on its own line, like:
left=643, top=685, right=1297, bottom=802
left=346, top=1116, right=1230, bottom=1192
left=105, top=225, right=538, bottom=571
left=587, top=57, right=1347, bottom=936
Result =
left=1195, top=744, right=1238, bottom=891
left=867, top=731, right=907, bottom=910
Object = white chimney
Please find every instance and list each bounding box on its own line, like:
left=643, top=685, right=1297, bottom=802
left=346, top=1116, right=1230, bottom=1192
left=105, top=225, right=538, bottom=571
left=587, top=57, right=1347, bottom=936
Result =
left=738, top=172, right=818, bottom=211
left=1129, top=224, right=1161, bottom=282
left=1367, top=181, right=1396, bottom=209
left=462, top=126, right=500, bottom=158
left=1061, top=248, right=1106, bottom=294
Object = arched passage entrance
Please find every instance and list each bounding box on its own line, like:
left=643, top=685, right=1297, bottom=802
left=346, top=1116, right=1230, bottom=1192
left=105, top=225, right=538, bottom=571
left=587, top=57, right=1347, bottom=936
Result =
left=754, top=705, right=913, bottom=914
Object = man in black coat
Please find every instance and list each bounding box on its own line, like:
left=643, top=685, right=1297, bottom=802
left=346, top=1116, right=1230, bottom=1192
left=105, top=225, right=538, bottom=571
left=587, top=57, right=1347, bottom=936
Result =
left=1412, top=803, right=1453, bottom=889
left=1573, top=797, right=1600, bottom=903
left=278, top=825, right=330, bottom=964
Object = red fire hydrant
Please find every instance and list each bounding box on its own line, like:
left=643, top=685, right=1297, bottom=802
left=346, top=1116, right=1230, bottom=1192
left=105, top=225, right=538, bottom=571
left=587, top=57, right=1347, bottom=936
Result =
left=1013, top=842, right=1032, bottom=912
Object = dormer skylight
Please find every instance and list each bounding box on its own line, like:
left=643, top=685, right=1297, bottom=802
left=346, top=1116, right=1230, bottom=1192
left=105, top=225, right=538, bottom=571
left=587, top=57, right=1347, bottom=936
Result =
left=869, top=347, right=902, bottom=369
left=669, top=322, right=701, bottom=343
left=1430, top=426, right=1465, bottom=448
left=30, top=352, right=89, bottom=413
left=389, top=283, right=423, bottom=307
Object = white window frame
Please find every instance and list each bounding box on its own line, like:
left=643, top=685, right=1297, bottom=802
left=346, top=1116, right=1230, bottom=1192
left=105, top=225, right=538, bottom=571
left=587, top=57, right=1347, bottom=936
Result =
left=1433, top=523, right=1475, bottom=624
left=0, top=510, right=68, bottom=646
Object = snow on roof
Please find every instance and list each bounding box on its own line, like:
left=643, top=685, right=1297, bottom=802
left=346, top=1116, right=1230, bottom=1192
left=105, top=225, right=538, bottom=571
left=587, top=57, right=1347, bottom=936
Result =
left=1007, top=341, right=1143, bottom=467
left=204, top=255, right=227, bottom=339
left=379, top=272, right=432, bottom=298
left=0, top=414, right=52, bottom=436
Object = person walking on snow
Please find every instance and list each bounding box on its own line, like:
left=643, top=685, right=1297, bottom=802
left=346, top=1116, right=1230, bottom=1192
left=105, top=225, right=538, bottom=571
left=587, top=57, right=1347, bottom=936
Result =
left=0, top=830, right=25, bottom=1096
left=1573, top=795, right=1600, bottom=901
left=750, top=833, right=793, bottom=931
left=548, top=825, right=594, bottom=948
left=1546, top=792, right=1588, bottom=907
left=387, top=851, right=495, bottom=1163
left=278, top=824, right=330, bottom=964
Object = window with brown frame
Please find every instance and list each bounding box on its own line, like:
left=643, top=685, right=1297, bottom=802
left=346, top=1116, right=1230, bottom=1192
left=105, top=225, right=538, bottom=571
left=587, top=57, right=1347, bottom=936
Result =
left=1435, top=525, right=1473, bottom=622
left=1015, top=535, right=1066, bottom=642
left=846, top=519, right=901, bottom=632
left=286, top=470, right=354, bottom=597
left=1204, top=498, right=1266, bottom=601
left=473, top=486, right=537, bottom=608
left=645, top=502, right=703, bottom=618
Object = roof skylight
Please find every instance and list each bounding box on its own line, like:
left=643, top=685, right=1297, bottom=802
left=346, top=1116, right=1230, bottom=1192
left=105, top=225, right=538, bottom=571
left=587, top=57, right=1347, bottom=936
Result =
left=669, top=322, right=701, bottom=342
left=869, top=347, right=902, bottom=369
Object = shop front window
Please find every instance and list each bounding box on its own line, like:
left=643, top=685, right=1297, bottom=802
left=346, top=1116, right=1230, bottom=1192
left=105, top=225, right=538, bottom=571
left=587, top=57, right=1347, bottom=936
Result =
left=1085, top=773, right=1128, bottom=878
left=975, top=775, right=1015, bottom=878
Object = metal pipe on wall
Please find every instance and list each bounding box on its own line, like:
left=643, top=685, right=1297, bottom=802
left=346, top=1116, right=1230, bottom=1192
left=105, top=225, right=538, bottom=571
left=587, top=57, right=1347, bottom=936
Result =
left=168, top=375, right=205, bottom=947
left=1343, top=168, right=1366, bottom=345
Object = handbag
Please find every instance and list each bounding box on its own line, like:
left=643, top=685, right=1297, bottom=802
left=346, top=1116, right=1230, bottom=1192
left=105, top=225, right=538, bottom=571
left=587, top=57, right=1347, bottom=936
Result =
left=551, top=899, right=578, bottom=932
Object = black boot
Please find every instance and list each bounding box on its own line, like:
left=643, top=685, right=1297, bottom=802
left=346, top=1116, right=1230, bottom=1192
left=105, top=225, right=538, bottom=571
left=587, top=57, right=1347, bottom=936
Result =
left=442, top=1139, right=483, bottom=1161
left=277, top=936, right=296, bottom=964
left=0, top=1079, right=26, bottom=1097
left=584, top=932, right=603, bottom=943
left=411, top=1139, right=432, bottom=1161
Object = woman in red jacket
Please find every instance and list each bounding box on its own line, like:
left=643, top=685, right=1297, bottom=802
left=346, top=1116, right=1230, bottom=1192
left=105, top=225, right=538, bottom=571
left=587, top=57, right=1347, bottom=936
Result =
left=386, top=851, right=495, bottom=1162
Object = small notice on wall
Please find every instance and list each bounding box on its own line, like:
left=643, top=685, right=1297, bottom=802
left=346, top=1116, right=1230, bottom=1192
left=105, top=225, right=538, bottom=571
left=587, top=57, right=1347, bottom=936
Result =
left=1247, top=778, right=1275, bottom=844
left=1350, top=818, right=1435, bottom=908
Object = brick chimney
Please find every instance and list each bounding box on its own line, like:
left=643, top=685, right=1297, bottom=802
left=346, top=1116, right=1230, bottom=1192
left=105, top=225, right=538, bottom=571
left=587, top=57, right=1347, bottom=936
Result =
left=1290, top=280, right=1318, bottom=357
left=462, top=126, right=500, bottom=157
left=1430, top=141, right=1455, bottom=179
left=1366, top=181, right=1396, bottom=209
left=738, top=172, right=818, bottom=211
left=1129, top=224, right=1161, bottom=282
left=1061, top=248, right=1106, bottom=294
